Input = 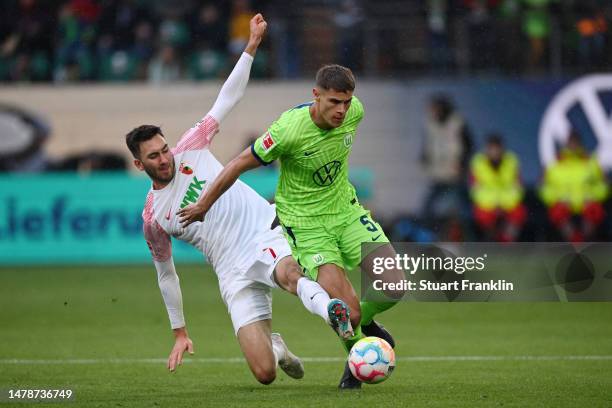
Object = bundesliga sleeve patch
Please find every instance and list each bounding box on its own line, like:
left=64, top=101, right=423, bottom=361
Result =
left=262, top=132, right=276, bottom=152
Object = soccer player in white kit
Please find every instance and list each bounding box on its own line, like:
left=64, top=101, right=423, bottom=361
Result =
left=125, top=14, right=352, bottom=385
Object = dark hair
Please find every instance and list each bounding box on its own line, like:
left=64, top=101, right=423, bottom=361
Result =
left=125, top=125, right=163, bottom=158
left=315, top=64, right=355, bottom=92
left=486, top=133, right=503, bottom=147
left=430, top=94, right=454, bottom=123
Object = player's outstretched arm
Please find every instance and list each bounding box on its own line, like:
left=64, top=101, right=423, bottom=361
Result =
left=177, top=147, right=261, bottom=227
left=207, top=13, right=267, bottom=124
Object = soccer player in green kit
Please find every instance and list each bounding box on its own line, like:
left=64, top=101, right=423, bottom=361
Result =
left=178, top=64, right=403, bottom=389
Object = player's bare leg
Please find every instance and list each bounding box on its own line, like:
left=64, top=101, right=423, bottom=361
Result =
left=273, top=256, right=353, bottom=339
left=316, top=263, right=364, bottom=389
left=358, top=243, right=405, bottom=348
left=236, top=319, right=303, bottom=384
left=316, top=264, right=361, bottom=332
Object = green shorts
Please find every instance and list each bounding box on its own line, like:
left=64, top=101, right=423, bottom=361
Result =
left=281, top=201, right=390, bottom=281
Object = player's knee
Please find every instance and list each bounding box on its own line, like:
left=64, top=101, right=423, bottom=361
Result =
left=284, top=266, right=303, bottom=294
left=253, top=365, right=276, bottom=385
left=275, top=259, right=303, bottom=294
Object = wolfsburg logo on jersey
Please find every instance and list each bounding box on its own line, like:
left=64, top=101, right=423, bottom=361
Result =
left=180, top=176, right=206, bottom=209
left=344, top=133, right=353, bottom=147
left=313, top=161, right=341, bottom=187
left=312, top=254, right=325, bottom=265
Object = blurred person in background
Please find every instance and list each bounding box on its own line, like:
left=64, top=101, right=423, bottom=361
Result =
left=228, top=0, right=253, bottom=57
left=461, top=0, right=498, bottom=70
left=191, top=3, right=228, bottom=53
left=1, top=0, right=54, bottom=82
left=469, top=134, right=526, bottom=242
left=420, top=94, right=473, bottom=222
left=54, top=0, right=100, bottom=82
left=426, top=0, right=454, bottom=71
left=540, top=130, right=608, bottom=242
left=148, top=44, right=181, bottom=84
left=521, top=0, right=555, bottom=72
left=333, top=0, right=364, bottom=72
left=574, top=1, right=608, bottom=70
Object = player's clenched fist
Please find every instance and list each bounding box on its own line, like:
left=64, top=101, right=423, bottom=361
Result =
left=249, top=13, right=267, bottom=43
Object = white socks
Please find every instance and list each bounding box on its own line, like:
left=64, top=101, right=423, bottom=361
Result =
left=296, top=277, right=331, bottom=323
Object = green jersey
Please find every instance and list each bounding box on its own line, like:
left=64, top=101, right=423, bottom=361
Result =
left=252, top=96, right=364, bottom=227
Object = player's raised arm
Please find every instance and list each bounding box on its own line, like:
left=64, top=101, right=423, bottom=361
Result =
left=177, top=146, right=262, bottom=227
left=209, top=14, right=267, bottom=123
left=173, top=14, right=267, bottom=153
left=207, top=13, right=267, bottom=124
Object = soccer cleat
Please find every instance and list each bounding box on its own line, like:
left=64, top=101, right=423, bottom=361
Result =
left=361, top=320, right=395, bottom=349
left=271, top=333, right=304, bottom=379
left=338, top=360, right=362, bottom=389
left=327, top=299, right=354, bottom=340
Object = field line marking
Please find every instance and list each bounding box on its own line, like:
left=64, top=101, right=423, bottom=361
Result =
left=1, top=355, right=611, bottom=365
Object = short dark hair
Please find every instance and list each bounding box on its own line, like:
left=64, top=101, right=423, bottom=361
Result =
left=486, top=133, right=504, bottom=147
left=125, top=125, right=163, bottom=158
left=315, top=64, right=355, bottom=92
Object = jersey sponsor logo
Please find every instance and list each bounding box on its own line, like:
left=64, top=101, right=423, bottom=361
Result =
left=262, top=132, right=276, bottom=152
left=179, top=176, right=206, bottom=209
left=344, top=133, right=353, bottom=148
left=312, top=253, right=325, bottom=265
left=304, top=150, right=318, bottom=156
left=178, top=162, right=194, bottom=175
left=313, top=160, right=341, bottom=186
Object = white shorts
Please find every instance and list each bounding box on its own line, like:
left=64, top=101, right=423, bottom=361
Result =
left=220, top=226, right=292, bottom=334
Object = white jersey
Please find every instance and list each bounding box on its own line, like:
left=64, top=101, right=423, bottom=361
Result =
left=143, top=115, right=277, bottom=299
left=139, top=52, right=287, bottom=330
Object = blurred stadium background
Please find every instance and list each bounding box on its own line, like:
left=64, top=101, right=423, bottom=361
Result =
left=1, top=1, right=612, bottom=406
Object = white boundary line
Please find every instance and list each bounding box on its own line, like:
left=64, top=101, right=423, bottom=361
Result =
left=1, top=356, right=611, bottom=365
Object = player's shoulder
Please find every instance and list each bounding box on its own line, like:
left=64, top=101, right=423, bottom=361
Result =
left=349, top=95, right=364, bottom=116
left=279, top=101, right=312, bottom=123
left=270, top=102, right=311, bottom=138
left=142, top=190, right=154, bottom=220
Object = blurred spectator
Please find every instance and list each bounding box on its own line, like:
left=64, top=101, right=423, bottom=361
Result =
left=148, top=45, right=181, bottom=84
left=333, top=0, right=364, bottom=72
left=469, top=134, right=526, bottom=242
left=540, top=131, right=608, bottom=242
left=54, top=0, right=100, bottom=81
left=131, top=21, right=156, bottom=79
left=462, top=0, right=499, bottom=70
left=496, top=0, right=522, bottom=73
left=426, top=0, right=453, bottom=70
left=0, top=104, right=51, bottom=172
left=3, top=0, right=54, bottom=81
left=228, top=0, right=253, bottom=56
left=521, top=0, right=554, bottom=71
left=574, top=2, right=608, bottom=69
left=420, top=95, right=473, bottom=221
left=191, top=3, right=228, bottom=52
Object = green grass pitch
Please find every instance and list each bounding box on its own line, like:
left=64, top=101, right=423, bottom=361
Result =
left=1, top=265, right=611, bottom=407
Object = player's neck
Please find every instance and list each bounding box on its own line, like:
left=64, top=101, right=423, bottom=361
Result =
left=309, top=104, right=333, bottom=130
left=152, top=179, right=170, bottom=190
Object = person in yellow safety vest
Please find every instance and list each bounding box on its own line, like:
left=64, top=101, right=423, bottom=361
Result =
left=540, top=131, right=608, bottom=242
left=469, top=134, right=526, bottom=242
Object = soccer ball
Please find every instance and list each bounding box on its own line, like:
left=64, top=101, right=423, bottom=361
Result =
left=348, top=336, right=395, bottom=384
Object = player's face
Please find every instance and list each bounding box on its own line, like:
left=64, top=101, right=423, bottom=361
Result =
left=313, top=88, right=353, bottom=129
left=134, top=134, right=175, bottom=187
